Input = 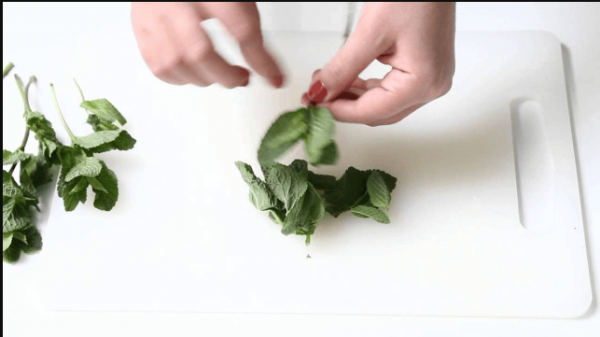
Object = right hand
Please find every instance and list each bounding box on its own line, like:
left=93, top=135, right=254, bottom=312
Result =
left=131, top=2, right=284, bottom=89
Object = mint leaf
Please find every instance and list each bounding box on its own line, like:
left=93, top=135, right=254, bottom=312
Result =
left=307, top=171, right=337, bottom=191
left=235, top=161, right=279, bottom=212
left=21, top=226, right=42, bottom=253
left=24, top=110, right=62, bottom=163
left=3, top=239, right=22, bottom=263
left=366, top=169, right=397, bottom=195
left=289, top=159, right=308, bottom=178
left=74, top=130, right=121, bottom=149
left=3, top=149, right=33, bottom=166
left=323, top=167, right=370, bottom=217
left=3, top=233, right=13, bottom=251
left=3, top=214, right=31, bottom=233
left=263, top=163, right=308, bottom=210
left=350, top=205, right=390, bottom=224
left=304, top=107, right=337, bottom=166
left=81, top=99, right=127, bottom=129
left=282, top=183, right=324, bottom=240
left=367, top=171, right=391, bottom=209
left=258, top=108, right=309, bottom=166
left=91, top=162, right=119, bottom=211
left=316, top=142, right=338, bottom=165
left=12, top=231, right=28, bottom=244
left=65, top=157, right=102, bottom=182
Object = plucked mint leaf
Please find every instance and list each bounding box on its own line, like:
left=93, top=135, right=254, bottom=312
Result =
left=3, top=233, right=13, bottom=251
left=91, top=162, right=118, bottom=211
left=351, top=192, right=373, bottom=208
left=307, top=171, right=337, bottom=191
left=65, top=157, right=102, bottom=182
left=268, top=209, right=286, bottom=225
left=367, top=171, right=391, bottom=209
left=350, top=205, right=390, bottom=224
left=281, top=183, right=324, bottom=242
left=81, top=99, right=127, bottom=128
left=323, top=167, right=370, bottom=217
left=304, top=107, right=337, bottom=166
left=21, top=226, right=42, bottom=253
left=263, top=163, right=308, bottom=210
left=3, top=239, right=22, bottom=263
left=74, top=130, right=122, bottom=149
left=258, top=108, right=309, bottom=166
left=316, top=142, right=338, bottom=166
left=3, top=149, right=33, bottom=166
left=235, top=161, right=279, bottom=212
left=289, top=159, right=308, bottom=178
left=366, top=169, right=397, bottom=194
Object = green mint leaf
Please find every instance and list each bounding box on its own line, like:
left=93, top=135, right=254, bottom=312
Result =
left=366, top=169, right=397, bottom=194
left=315, top=142, right=338, bottom=166
left=3, top=239, right=23, bottom=263
left=74, top=130, right=122, bottom=149
left=263, top=163, right=308, bottom=211
left=3, top=213, right=32, bottom=233
left=268, top=209, right=286, bottom=225
left=281, top=183, right=324, bottom=239
left=367, top=171, right=391, bottom=209
left=21, top=150, right=56, bottom=189
left=351, top=192, right=373, bottom=208
left=21, top=226, right=42, bottom=253
left=3, top=173, right=23, bottom=198
left=11, top=231, right=27, bottom=244
left=3, top=233, right=13, bottom=251
left=258, top=108, right=309, bottom=166
left=24, top=110, right=62, bottom=162
left=323, top=167, right=370, bottom=217
left=304, top=107, right=337, bottom=166
left=235, top=161, right=279, bottom=212
left=63, top=184, right=88, bottom=212
left=350, top=205, right=390, bottom=224
left=65, top=157, right=102, bottom=182
left=57, top=147, right=88, bottom=211
left=307, top=171, right=337, bottom=191
left=80, top=99, right=127, bottom=127
left=3, top=149, right=33, bottom=166
left=91, top=162, right=118, bottom=211
left=289, top=159, right=308, bottom=178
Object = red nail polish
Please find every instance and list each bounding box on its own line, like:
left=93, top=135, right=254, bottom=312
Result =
left=270, top=75, right=283, bottom=88
left=308, top=81, right=328, bottom=102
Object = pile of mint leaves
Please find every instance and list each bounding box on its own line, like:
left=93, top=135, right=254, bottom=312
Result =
left=3, top=63, right=136, bottom=263
left=236, top=105, right=397, bottom=244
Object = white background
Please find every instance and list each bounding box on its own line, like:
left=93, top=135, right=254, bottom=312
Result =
left=3, top=2, right=599, bottom=336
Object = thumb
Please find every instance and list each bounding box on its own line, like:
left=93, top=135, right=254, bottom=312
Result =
left=307, top=27, right=388, bottom=103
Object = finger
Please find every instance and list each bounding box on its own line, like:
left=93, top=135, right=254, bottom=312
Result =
left=203, top=3, right=284, bottom=87
left=367, top=103, right=423, bottom=127
left=318, top=68, right=424, bottom=124
left=307, top=25, right=391, bottom=103
left=164, top=9, right=250, bottom=88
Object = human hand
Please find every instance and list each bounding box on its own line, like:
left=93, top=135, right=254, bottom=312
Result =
left=131, top=2, right=284, bottom=88
left=301, top=2, right=456, bottom=126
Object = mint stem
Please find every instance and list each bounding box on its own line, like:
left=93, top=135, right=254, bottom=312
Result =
left=8, top=126, right=30, bottom=175
left=74, top=78, right=85, bottom=102
left=9, top=74, right=34, bottom=175
left=3, top=62, right=14, bottom=78
left=50, top=84, right=77, bottom=142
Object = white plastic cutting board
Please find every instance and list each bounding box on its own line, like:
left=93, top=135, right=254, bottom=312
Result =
left=3, top=22, right=591, bottom=318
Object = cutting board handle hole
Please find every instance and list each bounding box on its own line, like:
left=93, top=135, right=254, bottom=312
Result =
left=510, top=98, right=555, bottom=231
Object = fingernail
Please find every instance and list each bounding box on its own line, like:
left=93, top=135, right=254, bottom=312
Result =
left=270, top=75, right=283, bottom=88
left=308, top=80, right=328, bottom=102
left=301, top=93, right=310, bottom=106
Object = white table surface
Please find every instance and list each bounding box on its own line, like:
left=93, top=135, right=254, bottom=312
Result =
left=3, top=2, right=599, bottom=336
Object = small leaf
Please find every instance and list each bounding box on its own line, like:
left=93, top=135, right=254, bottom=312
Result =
left=21, top=226, right=42, bottom=253
left=65, top=157, right=102, bottom=182
left=3, top=149, right=33, bottom=166
left=81, top=99, right=127, bottom=126
left=289, top=159, right=308, bottom=177
left=367, top=171, right=391, bottom=209
left=258, top=108, right=309, bottom=166
left=263, top=163, right=308, bottom=211
left=304, top=107, right=336, bottom=166
left=91, top=162, right=119, bottom=211
left=281, top=183, right=324, bottom=237
left=235, top=161, right=279, bottom=212
left=350, top=205, right=390, bottom=224
left=74, top=130, right=122, bottom=149
left=3, top=240, right=22, bottom=263
left=3, top=214, right=32, bottom=233
left=3, top=233, right=13, bottom=251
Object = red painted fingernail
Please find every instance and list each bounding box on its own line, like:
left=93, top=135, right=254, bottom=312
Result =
left=308, top=81, right=328, bottom=102
left=270, top=75, right=283, bottom=88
